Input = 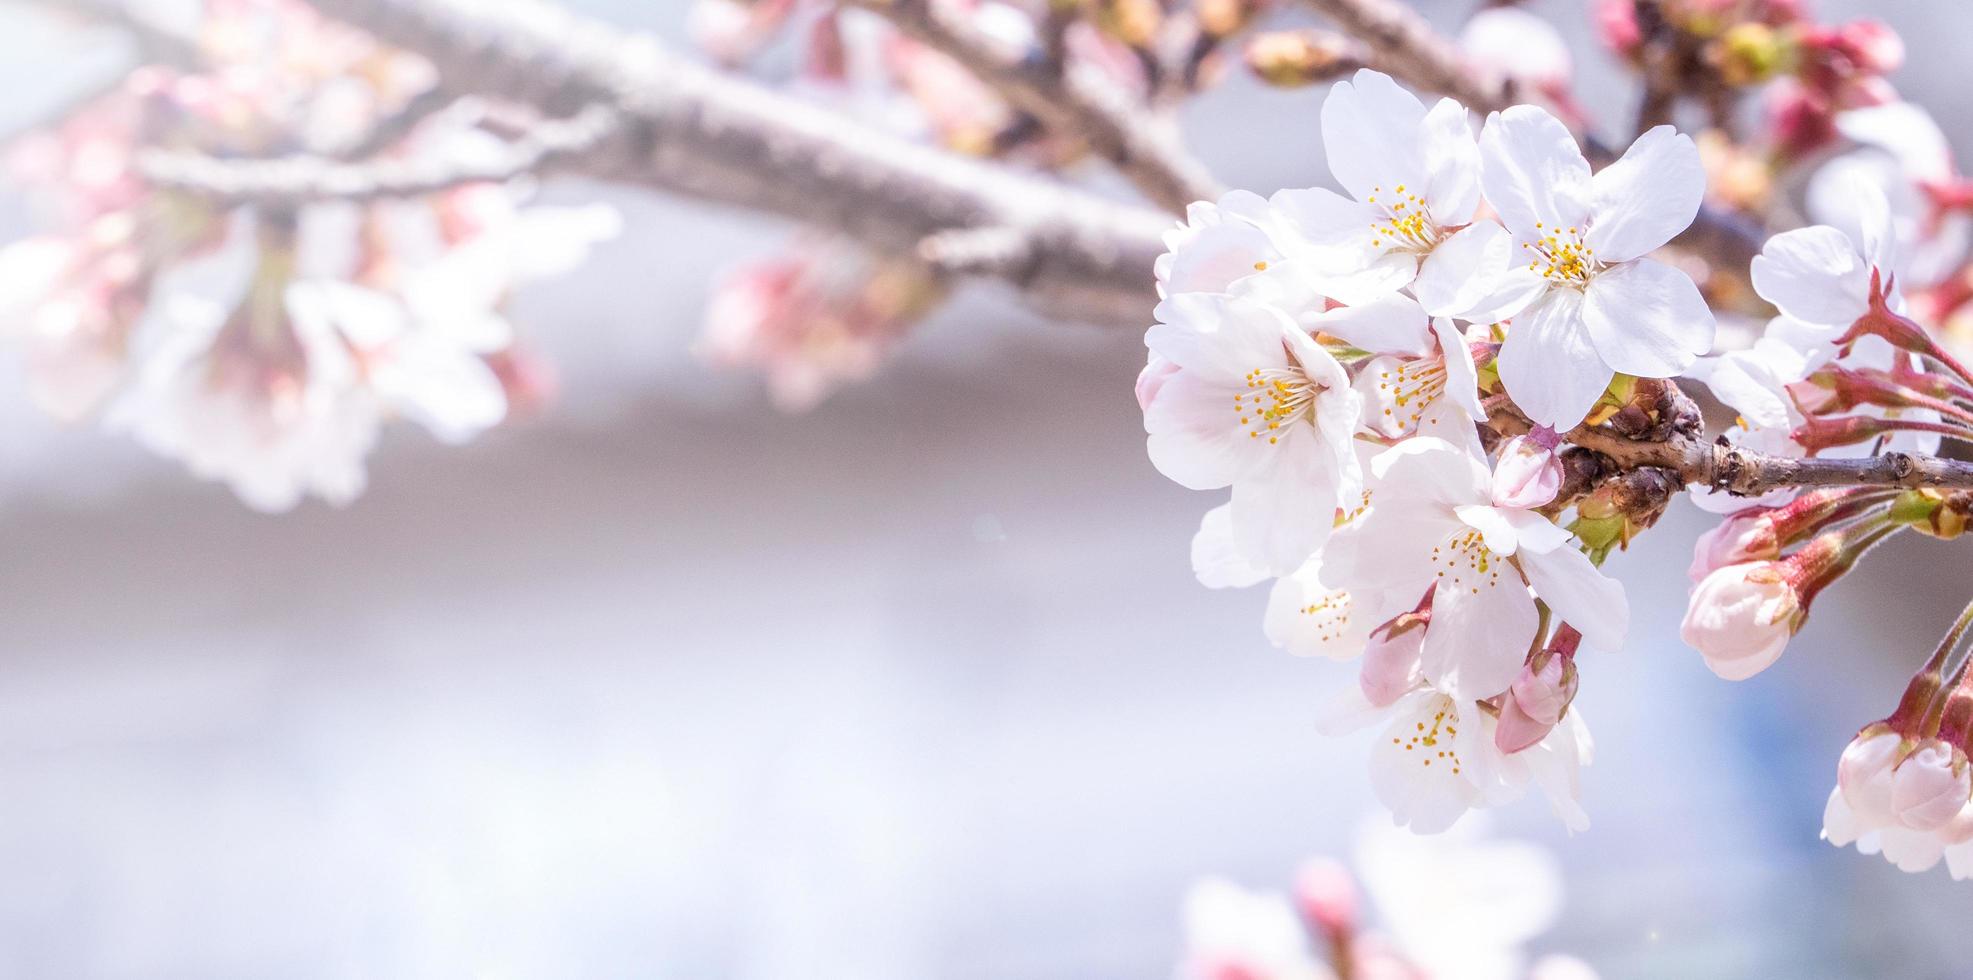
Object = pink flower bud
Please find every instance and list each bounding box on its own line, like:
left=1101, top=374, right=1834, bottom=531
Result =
left=1594, top=0, right=1643, bottom=57
left=1835, top=20, right=1904, bottom=75
left=1513, top=654, right=1577, bottom=726
left=1359, top=622, right=1425, bottom=708
left=1688, top=509, right=1781, bottom=583
left=1890, top=740, right=1971, bottom=832
left=1679, top=562, right=1801, bottom=680
left=1493, top=688, right=1553, bottom=756
left=1837, top=728, right=1904, bottom=825
left=1136, top=353, right=1179, bottom=412
left=1292, top=858, right=1358, bottom=937
left=1491, top=434, right=1563, bottom=509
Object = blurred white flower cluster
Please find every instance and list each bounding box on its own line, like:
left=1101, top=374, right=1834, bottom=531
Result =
left=1178, top=818, right=1596, bottom=980
left=0, top=0, right=616, bottom=510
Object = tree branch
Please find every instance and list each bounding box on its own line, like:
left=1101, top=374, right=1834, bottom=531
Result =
left=843, top=0, right=1223, bottom=214
left=138, top=104, right=622, bottom=204
left=1296, top=0, right=1513, bottom=111
left=282, top=0, right=1172, bottom=327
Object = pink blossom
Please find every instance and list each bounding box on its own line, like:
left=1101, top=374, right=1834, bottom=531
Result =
left=1680, top=561, right=1801, bottom=680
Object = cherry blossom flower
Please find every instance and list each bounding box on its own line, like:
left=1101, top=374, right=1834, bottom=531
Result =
left=1155, top=190, right=1283, bottom=298
left=1352, top=817, right=1570, bottom=980
left=1475, top=106, right=1715, bottom=428
left=1263, top=70, right=1505, bottom=316
left=1143, top=292, right=1363, bottom=574
left=1807, top=102, right=1969, bottom=289
left=1336, top=297, right=1484, bottom=447
left=1490, top=433, right=1564, bottom=510
left=1328, top=437, right=1627, bottom=701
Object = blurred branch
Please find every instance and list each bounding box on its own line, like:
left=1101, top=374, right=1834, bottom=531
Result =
left=1295, top=0, right=1512, bottom=111
left=287, top=0, right=1171, bottom=327
left=843, top=0, right=1223, bottom=214
left=138, top=104, right=622, bottom=204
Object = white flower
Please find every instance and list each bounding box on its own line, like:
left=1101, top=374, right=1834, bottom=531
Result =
left=1329, top=437, right=1627, bottom=701
left=1264, top=556, right=1373, bottom=660
left=1475, top=105, right=1715, bottom=428
left=1331, top=297, right=1484, bottom=447
left=1680, top=329, right=1822, bottom=512
left=1144, top=292, right=1363, bottom=574
left=1156, top=190, right=1284, bottom=298
left=1264, top=69, right=1508, bottom=317
left=1679, top=561, right=1800, bottom=680
left=1325, top=683, right=1594, bottom=833
left=1178, top=877, right=1336, bottom=980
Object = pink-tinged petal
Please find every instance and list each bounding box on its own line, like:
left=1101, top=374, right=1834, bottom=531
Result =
left=1145, top=372, right=1261, bottom=489
left=1147, top=293, right=1295, bottom=381
left=1423, top=572, right=1538, bottom=699
left=1520, top=545, right=1628, bottom=651
left=1158, top=217, right=1278, bottom=296
left=1420, top=97, right=1481, bottom=222
left=1583, top=125, right=1704, bottom=262
left=1523, top=710, right=1593, bottom=832
left=1479, top=105, right=1591, bottom=235
left=1191, top=502, right=1269, bottom=589
left=1321, top=68, right=1429, bottom=204
left=1413, top=221, right=1511, bottom=317
left=1580, top=258, right=1715, bottom=378
left=1311, top=292, right=1433, bottom=355
left=1749, top=225, right=1870, bottom=327
left=1496, top=290, right=1611, bottom=429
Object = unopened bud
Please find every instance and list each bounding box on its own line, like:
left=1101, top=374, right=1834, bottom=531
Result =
left=1091, top=0, right=1162, bottom=48
left=1837, top=726, right=1905, bottom=824
left=1892, top=489, right=1968, bottom=540
left=1889, top=740, right=1971, bottom=832
left=1293, top=858, right=1358, bottom=938
left=1680, top=561, right=1802, bottom=680
left=1688, top=508, right=1781, bottom=583
left=1492, top=433, right=1563, bottom=509
left=1713, top=22, right=1790, bottom=86
left=1360, top=617, right=1425, bottom=708
left=1835, top=19, right=1904, bottom=75
left=1243, top=30, right=1363, bottom=88
left=1195, top=0, right=1264, bottom=39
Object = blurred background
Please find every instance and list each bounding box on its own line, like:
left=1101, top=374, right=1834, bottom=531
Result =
left=1, top=1, right=1972, bottom=977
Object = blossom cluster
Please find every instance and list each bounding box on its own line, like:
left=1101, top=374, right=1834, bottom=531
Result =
left=0, top=0, right=616, bottom=510
left=1138, top=68, right=1732, bottom=833
left=1178, top=818, right=1595, bottom=980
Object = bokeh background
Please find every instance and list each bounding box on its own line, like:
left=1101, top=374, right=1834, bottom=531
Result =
left=1, top=1, right=1971, bottom=977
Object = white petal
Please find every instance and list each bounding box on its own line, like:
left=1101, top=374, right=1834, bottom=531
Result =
left=1160, top=218, right=1279, bottom=296
left=1583, top=126, right=1705, bottom=262
left=1370, top=692, right=1481, bottom=833
left=1580, top=258, right=1715, bottom=378
left=1321, top=69, right=1429, bottom=204
left=1311, top=292, right=1433, bottom=355
left=1147, top=293, right=1296, bottom=382
left=1191, top=502, right=1270, bottom=589
left=1145, top=372, right=1262, bottom=490
left=1230, top=433, right=1341, bottom=574
left=1433, top=318, right=1484, bottom=420
left=1749, top=225, right=1870, bottom=327
left=1264, top=559, right=1368, bottom=659
left=1412, top=221, right=1512, bottom=318
left=1496, top=291, right=1611, bottom=429
left=1420, top=97, right=1481, bottom=222
left=1452, top=503, right=1522, bottom=556
left=1454, top=264, right=1549, bottom=325
left=1519, top=545, right=1628, bottom=652
left=1422, top=574, right=1538, bottom=700
left=1478, top=105, right=1591, bottom=235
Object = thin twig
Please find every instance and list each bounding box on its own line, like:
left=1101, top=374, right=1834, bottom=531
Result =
left=844, top=0, right=1223, bottom=214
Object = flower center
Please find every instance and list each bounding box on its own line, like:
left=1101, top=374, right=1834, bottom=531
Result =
left=1522, top=222, right=1599, bottom=286
left=1371, top=356, right=1447, bottom=435
left=1391, top=698, right=1463, bottom=775
left=1432, top=529, right=1506, bottom=596
left=1365, top=183, right=1444, bottom=252
left=1298, top=588, right=1354, bottom=643
left=1234, top=367, right=1318, bottom=444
